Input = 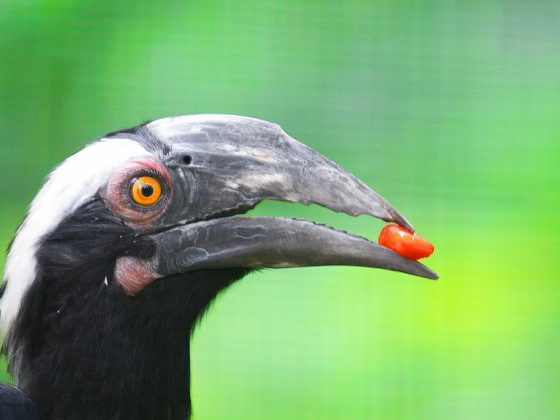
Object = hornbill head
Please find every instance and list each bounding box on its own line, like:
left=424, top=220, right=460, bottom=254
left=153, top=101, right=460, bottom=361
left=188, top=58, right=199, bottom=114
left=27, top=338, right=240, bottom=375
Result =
left=1, top=115, right=437, bottom=419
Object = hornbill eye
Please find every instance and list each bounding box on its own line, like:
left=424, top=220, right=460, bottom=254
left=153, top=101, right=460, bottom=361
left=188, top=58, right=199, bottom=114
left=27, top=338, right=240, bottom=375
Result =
left=102, top=157, right=172, bottom=225
left=130, top=176, right=162, bottom=206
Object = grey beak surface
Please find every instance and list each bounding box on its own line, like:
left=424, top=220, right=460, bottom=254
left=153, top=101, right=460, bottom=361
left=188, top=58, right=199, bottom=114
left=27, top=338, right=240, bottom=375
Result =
left=153, top=217, right=438, bottom=279
left=149, top=115, right=414, bottom=231
left=145, top=115, right=437, bottom=280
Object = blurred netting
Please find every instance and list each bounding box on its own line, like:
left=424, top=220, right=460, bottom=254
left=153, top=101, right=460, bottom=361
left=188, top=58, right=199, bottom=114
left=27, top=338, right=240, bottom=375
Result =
left=0, top=1, right=559, bottom=419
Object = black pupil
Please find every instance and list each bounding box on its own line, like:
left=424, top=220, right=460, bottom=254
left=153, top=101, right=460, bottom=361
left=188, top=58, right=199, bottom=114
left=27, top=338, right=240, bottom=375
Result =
left=141, top=184, right=154, bottom=197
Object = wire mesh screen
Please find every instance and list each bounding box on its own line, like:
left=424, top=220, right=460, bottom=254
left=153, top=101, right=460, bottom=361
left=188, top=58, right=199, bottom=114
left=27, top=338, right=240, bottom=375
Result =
left=0, top=1, right=558, bottom=418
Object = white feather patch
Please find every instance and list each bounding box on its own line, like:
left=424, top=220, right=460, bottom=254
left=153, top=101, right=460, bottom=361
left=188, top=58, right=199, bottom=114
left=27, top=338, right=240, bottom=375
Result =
left=1, top=138, right=150, bottom=335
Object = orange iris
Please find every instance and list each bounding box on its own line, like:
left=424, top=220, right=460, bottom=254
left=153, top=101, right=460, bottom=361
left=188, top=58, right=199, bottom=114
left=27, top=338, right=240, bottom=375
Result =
left=130, top=176, right=162, bottom=206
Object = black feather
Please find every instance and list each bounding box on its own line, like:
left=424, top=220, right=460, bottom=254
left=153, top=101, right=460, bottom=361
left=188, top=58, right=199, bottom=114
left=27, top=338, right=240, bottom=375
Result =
left=0, top=384, right=38, bottom=420
left=4, top=198, right=249, bottom=419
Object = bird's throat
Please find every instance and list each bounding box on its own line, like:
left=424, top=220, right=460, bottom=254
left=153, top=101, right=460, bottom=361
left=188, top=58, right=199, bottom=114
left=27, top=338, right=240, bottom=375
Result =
left=8, top=266, right=249, bottom=419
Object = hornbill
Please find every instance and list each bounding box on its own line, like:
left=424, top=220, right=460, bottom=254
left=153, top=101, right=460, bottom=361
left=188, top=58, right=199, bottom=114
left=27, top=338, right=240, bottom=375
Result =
left=0, top=115, right=437, bottom=419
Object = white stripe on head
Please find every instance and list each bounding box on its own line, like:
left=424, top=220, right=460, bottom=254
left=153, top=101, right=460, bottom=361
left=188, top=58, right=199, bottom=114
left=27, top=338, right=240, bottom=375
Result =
left=1, top=138, right=151, bottom=335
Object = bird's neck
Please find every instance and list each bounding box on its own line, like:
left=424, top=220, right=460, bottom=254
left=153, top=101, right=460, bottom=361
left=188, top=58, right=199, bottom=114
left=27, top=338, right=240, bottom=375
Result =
left=7, top=268, right=248, bottom=419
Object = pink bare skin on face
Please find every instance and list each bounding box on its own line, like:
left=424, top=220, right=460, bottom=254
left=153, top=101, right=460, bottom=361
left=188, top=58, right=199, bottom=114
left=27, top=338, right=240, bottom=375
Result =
left=102, top=157, right=172, bottom=295
left=114, top=256, right=161, bottom=295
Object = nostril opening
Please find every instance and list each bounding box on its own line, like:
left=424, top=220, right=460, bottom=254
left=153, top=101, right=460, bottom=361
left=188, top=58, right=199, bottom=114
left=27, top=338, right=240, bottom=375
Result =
left=182, top=155, right=192, bottom=165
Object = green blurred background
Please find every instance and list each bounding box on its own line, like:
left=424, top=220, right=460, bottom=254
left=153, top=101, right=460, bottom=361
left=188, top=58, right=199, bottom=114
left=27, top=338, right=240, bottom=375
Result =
left=1, top=1, right=558, bottom=418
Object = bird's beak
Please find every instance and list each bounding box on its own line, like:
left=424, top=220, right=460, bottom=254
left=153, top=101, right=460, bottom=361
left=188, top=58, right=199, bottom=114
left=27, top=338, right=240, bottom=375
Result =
left=147, top=115, right=438, bottom=280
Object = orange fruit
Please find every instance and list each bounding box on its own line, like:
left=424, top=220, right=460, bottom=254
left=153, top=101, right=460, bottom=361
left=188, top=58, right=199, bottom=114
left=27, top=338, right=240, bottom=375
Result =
left=378, top=224, right=434, bottom=260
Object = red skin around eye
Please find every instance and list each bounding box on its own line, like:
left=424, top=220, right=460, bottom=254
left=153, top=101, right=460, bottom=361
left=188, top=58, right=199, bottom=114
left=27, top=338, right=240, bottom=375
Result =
left=378, top=224, right=434, bottom=260
left=103, top=157, right=171, bottom=226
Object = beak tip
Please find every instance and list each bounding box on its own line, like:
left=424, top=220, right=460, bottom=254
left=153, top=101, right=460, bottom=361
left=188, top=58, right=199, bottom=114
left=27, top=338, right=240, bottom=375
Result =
left=422, top=266, right=439, bottom=280
left=390, top=212, right=415, bottom=233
